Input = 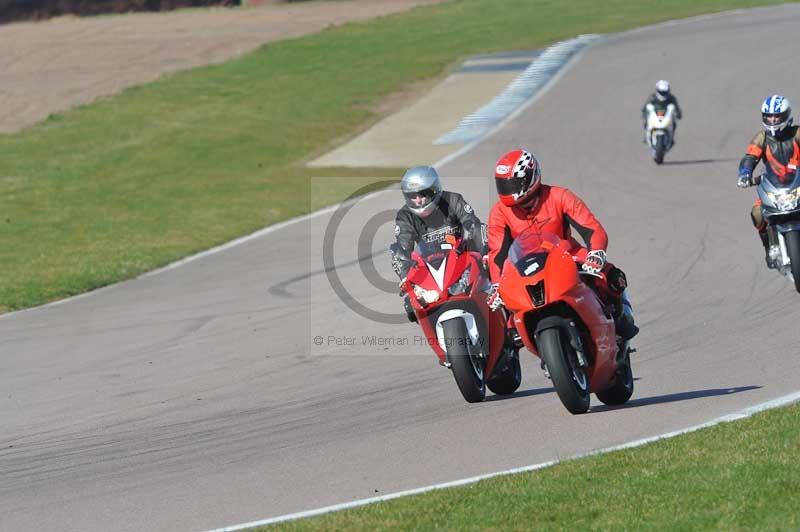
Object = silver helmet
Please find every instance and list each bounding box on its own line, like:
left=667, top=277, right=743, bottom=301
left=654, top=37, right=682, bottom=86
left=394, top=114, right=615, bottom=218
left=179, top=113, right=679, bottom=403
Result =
left=401, top=166, right=442, bottom=217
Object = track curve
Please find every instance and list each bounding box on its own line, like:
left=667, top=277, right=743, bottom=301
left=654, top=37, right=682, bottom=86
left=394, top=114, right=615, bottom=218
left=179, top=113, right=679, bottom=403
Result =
left=3, top=6, right=800, bottom=531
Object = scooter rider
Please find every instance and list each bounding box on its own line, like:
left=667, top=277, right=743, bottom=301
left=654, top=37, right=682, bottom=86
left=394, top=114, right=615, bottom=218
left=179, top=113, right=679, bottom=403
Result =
left=641, top=79, right=683, bottom=142
left=737, top=94, right=800, bottom=267
left=390, top=166, right=487, bottom=322
left=485, top=149, right=638, bottom=340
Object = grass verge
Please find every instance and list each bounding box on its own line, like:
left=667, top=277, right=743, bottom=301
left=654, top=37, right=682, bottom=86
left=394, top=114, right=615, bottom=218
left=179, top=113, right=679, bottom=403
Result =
left=263, top=402, right=800, bottom=531
left=0, top=0, right=795, bottom=312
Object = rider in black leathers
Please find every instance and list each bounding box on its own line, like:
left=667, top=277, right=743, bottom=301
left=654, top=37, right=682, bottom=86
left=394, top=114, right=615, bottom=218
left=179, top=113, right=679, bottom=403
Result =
left=641, top=80, right=683, bottom=142
left=390, top=166, right=486, bottom=322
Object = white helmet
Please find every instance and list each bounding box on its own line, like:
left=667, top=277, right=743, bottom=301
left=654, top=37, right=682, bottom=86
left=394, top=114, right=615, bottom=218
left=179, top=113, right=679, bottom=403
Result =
left=655, top=80, right=670, bottom=101
left=401, top=166, right=442, bottom=217
left=761, top=94, right=793, bottom=136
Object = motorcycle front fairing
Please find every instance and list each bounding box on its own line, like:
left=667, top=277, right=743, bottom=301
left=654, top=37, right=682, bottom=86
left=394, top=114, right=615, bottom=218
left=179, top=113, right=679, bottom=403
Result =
left=406, top=240, right=504, bottom=373
left=758, top=168, right=800, bottom=232
left=646, top=103, right=675, bottom=147
left=499, top=231, right=617, bottom=391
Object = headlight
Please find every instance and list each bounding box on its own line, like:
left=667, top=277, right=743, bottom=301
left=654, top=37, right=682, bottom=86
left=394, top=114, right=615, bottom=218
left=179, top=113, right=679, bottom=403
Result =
left=448, top=266, right=472, bottom=296
left=413, top=284, right=440, bottom=305
left=768, top=189, right=800, bottom=211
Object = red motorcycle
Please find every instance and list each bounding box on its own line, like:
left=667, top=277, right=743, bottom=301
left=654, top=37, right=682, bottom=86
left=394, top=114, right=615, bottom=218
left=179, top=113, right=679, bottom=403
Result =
left=498, top=229, right=634, bottom=414
left=404, top=235, right=521, bottom=403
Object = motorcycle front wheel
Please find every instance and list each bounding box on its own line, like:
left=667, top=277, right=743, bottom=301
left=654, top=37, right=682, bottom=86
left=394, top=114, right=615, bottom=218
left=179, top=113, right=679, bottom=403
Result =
left=537, top=327, right=590, bottom=414
left=442, top=318, right=486, bottom=403
left=784, top=230, right=800, bottom=293
left=654, top=140, right=665, bottom=164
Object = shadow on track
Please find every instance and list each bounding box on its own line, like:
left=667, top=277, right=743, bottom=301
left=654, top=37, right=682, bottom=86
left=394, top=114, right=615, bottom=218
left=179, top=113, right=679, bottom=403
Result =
left=660, top=157, right=737, bottom=166
left=485, top=386, right=554, bottom=402
left=590, top=385, right=761, bottom=412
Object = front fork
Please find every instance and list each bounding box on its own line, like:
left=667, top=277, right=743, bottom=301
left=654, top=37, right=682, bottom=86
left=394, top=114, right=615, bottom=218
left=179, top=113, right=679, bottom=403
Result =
left=767, top=227, right=788, bottom=267
left=767, top=223, right=800, bottom=269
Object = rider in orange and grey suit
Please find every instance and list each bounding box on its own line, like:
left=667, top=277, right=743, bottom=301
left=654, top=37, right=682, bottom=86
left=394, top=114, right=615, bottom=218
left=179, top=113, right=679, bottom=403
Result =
left=738, top=95, right=800, bottom=266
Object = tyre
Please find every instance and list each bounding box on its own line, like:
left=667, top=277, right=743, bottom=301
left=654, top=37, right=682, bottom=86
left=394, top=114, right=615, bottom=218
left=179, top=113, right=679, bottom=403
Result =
left=487, top=352, right=522, bottom=396
left=654, top=141, right=665, bottom=164
left=537, top=328, right=590, bottom=414
left=784, top=230, right=800, bottom=293
left=442, top=318, right=485, bottom=403
left=596, top=347, right=634, bottom=406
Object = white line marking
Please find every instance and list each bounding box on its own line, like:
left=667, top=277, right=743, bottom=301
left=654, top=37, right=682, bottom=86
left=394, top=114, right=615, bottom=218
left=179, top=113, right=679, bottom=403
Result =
left=0, top=189, right=394, bottom=320
left=204, top=390, right=800, bottom=532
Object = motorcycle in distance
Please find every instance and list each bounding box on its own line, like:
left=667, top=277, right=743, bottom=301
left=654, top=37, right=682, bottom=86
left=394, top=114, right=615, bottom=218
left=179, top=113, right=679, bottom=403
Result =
left=498, top=229, right=634, bottom=414
left=402, top=234, right=522, bottom=403
left=756, top=166, right=800, bottom=292
left=644, top=102, right=676, bottom=164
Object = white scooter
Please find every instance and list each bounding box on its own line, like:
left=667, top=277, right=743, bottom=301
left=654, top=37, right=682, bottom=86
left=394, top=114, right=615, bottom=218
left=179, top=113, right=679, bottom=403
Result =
left=645, top=103, right=676, bottom=165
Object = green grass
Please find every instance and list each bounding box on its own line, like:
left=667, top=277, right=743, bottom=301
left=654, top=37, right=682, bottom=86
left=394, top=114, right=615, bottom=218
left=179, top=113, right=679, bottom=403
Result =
left=263, top=402, right=800, bottom=531
left=0, top=0, right=796, bottom=312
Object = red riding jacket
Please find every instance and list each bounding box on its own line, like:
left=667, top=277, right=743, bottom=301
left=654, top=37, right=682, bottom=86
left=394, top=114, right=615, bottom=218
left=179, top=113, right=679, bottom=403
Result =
left=487, top=185, right=608, bottom=283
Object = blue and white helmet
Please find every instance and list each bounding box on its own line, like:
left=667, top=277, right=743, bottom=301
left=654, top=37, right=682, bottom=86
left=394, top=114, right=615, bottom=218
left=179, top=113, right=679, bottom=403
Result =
left=761, top=94, right=793, bottom=136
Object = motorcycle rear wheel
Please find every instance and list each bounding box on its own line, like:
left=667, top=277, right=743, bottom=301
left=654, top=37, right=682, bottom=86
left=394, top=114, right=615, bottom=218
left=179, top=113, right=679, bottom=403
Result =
left=443, top=318, right=486, bottom=403
left=487, top=353, right=522, bottom=396
left=596, top=347, right=634, bottom=406
left=538, top=328, right=590, bottom=414
left=784, top=230, right=800, bottom=293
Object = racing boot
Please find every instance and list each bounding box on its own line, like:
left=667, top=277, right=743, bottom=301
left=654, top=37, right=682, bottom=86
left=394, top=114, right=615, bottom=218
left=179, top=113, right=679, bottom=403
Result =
left=403, top=294, right=417, bottom=323
left=759, top=230, right=776, bottom=269
left=497, top=341, right=519, bottom=375
left=507, top=326, right=523, bottom=349
left=613, top=290, right=639, bottom=340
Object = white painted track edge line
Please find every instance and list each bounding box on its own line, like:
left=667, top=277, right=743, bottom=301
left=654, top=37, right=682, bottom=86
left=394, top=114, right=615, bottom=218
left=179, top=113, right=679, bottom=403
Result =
left=204, top=390, right=800, bottom=532
left=0, top=36, right=595, bottom=321
left=1, top=5, right=784, bottom=321
left=0, top=188, right=397, bottom=320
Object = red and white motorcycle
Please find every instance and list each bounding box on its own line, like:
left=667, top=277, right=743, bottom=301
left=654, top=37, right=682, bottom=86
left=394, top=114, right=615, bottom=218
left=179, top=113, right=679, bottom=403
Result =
left=402, top=235, right=521, bottom=403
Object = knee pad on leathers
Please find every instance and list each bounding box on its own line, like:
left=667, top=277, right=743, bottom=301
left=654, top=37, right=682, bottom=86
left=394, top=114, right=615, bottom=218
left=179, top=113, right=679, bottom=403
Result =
left=750, top=204, right=766, bottom=231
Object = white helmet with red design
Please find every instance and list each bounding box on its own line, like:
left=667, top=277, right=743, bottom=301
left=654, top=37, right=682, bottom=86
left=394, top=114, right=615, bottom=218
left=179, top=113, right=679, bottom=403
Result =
left=494, top=149, right=542, bottom=207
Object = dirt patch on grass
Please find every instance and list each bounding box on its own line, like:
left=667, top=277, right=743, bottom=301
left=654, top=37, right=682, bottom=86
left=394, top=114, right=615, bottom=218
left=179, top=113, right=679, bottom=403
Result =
left=0, top=0, right=445, bottom=134
left=0, top=0, right=240, bottom=25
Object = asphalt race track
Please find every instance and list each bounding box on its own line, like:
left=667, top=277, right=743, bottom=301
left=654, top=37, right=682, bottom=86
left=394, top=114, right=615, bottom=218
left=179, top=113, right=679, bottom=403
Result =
left=3, top=6, right=800, bottom=531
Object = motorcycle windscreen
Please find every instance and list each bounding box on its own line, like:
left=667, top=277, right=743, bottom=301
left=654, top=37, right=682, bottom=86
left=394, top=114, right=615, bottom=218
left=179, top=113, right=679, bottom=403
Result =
left=508, top=229, right=561, bottom=275
left=415, top=239, right=459, bottom=269
left=761, top=165, right=800, bottom=189
left=758, top=167, right=800, bottom=211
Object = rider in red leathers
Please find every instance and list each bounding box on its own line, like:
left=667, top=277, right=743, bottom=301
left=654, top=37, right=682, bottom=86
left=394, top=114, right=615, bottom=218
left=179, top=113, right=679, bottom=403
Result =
left=485, top=149, right=638, bottom=340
